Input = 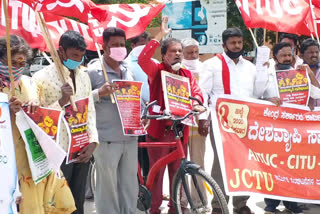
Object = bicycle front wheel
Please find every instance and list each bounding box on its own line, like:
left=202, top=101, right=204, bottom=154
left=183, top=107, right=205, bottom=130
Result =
left=172, top=168, right=229, bottom=214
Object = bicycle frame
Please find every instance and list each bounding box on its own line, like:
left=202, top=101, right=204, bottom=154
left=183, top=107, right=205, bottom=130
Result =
left=137, top=138, right=186, bottom=191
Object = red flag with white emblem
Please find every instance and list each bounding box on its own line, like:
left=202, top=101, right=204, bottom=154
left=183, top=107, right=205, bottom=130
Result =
left=88, top=3, right=165, bottom=43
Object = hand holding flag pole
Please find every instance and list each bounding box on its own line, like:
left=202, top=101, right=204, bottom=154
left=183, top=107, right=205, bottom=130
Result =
left=3, top=0, right=16, bottom=96
left=94, top=43, right=115, bottom=103
left=35, top=12, right=77, bottom=111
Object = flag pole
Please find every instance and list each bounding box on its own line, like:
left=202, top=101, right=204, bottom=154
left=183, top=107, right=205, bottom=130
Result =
left=263, top=28, right=267, bottom=45
left=35, top=12, right=77, bottom=111
left=249, top=28, right=258, bottom=47
left=276, top=31, right=279, bottom=42
left=3, top=0, right=15, bottom=96
left=309, top=0, right=320, bottom=44
left=94, top=42, right=115, bottom=103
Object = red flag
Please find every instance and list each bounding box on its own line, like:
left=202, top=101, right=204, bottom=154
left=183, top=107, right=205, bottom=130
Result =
left=235, top=0, right=312, bottom=36
left=0, top=1, right=96, bottom=51
left=18, top=0, right=96, bottom=23
left=88, top=3, right=165, bottom=43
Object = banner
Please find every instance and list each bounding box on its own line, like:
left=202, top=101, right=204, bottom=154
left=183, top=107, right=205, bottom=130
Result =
left=0, top=0, right=96, bottom=51
left=162, top=0, right=226, bottom=54
left=88, top=3, right=165, bottom=42
left=235, top=0, right=313, bottom=36
left=212, top=95, right=320, bottom=203
left=161, top=70, right=195, bottom=126
left=276, top=69, right=310, bottom=106
left=64, top=97, right=90, bottom=164
left=0, top=93, right=19, bottom=214
left=113, top=80, right=146, bottom=136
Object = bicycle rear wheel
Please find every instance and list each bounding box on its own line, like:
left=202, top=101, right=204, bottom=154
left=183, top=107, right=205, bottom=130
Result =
left=172, top=168, right=229, bottom=214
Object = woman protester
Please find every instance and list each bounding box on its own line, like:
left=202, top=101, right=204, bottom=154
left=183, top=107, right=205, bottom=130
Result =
left=0, top=35, right=76, bottom=214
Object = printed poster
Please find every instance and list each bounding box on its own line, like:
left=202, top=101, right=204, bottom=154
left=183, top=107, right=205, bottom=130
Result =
left=16, top=107, right=66, bottom=181
left=113, top=80, right=147, bottom=136
left=64, top=98, right=90, bottom=164
left=276, top=69, right=310, bottom=106
left=212, top=94, right=320, bottom=203
left=161, top=70, right=196, bottom=126
left=0, top=93, right=19, bottom=214
left=162, top=0, right=226, bottom=54
left=24, top=106, right=63, bottom=142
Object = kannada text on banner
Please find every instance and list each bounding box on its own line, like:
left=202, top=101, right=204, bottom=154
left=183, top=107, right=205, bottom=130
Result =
left=64, top=98, right=90, bottom=164
left=276, top=69, right=310, bottom=106
left=212, top=95, right=320, bottom=203
left=113, top=80, right=146, bottom=136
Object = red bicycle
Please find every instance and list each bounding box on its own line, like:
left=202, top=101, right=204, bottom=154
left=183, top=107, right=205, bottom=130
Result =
left=137, top=97, right=229, bottom=214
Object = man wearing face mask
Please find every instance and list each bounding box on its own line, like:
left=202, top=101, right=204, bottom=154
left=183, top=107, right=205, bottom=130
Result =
left=261, top=42, right=320, bottom=214
left=181, top=38, right=209, bottom=206
left=199, top=27, right=278, bottom=214
left=269, top=33, right=303, bottom=69
left=138, top=17, right=206, bottom=214
left=32, top=30, right=99, bottom=214
left=86, top=27, right=137, bottom=214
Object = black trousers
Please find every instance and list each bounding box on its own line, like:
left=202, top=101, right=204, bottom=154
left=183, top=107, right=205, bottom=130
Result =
left=138, top=135, right=149, bottom=177
left=61, top=159, right=90, bottom=214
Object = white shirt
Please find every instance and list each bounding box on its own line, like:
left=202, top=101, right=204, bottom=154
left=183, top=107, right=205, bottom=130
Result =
left=199, top=52, right=266, bottom=119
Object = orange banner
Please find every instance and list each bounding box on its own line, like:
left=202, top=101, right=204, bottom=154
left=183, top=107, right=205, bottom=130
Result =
left=212, top=95, right=320, bottom=203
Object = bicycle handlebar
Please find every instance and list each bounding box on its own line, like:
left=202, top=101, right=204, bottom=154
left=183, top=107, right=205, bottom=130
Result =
left=141, top=96, right=205, bottom=123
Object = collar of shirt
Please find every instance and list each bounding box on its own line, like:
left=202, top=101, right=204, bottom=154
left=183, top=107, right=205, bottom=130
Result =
left=222, top=51, right=244, bottom=65
left=102, top=56, right=128, bottom=77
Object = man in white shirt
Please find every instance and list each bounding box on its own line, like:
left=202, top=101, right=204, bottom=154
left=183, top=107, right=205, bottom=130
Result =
left=181, top=38, right=208, bottom=206
left=199, top=27, right=275, bottom=214
left=269, top=33, right=303, bottom=69
left=264, top=42, right=320, bottom=105
left=262, top=42, right=316, bottom=214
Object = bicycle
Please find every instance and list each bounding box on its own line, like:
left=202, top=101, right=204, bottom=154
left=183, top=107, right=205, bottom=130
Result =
left=137, top=97, right=229, bottom=214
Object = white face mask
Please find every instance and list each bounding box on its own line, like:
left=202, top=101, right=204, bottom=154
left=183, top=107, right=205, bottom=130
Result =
left=182, top=59, right=199, bottom=71
left=171, top=62, right=181, bottom=71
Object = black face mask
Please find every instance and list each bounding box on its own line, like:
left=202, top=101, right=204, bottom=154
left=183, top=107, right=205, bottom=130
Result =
left=277, top=63, right=291, bottom=70
left=225, top=48, right=243, bottom=59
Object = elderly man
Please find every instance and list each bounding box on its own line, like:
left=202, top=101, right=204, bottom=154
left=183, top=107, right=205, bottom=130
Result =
left=181, top=38, right=209, bottom=206
left=138, top=17, right=205, bottom=214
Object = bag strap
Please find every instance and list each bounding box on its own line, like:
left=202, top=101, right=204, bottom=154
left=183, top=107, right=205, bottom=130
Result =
left=216, top=53, right=231, bottom=95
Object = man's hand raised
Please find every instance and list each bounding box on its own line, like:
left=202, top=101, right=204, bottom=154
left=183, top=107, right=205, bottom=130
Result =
left=154, top=16, right=171, bottom=41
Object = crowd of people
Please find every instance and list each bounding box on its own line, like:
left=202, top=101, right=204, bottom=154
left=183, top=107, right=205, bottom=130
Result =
left=1, top=15, right=320, bottom=214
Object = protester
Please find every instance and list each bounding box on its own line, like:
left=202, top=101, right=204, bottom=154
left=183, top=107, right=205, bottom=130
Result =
left=199, top=27, right=278, bottom=214
left=181, top=38, right=208, bottom=206
left=87, top=27, right=138, bottom=214
left=138, top=17, right=205, bottom=214
left=32, top=31, right=98, bottom=214
left=300, top=38, right=320, bottom=106
left=0, top=35, right=76, bottom=213
left=126, top=32, right=152, bottom=178
left=269, top=33, right=303, bottom=69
